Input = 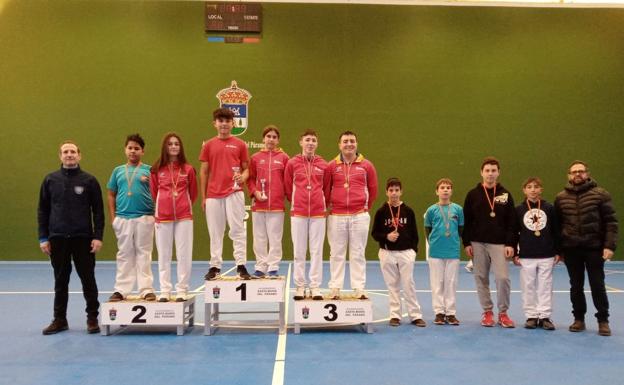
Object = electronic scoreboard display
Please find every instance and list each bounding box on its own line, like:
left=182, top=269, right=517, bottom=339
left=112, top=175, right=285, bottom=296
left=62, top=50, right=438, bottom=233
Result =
left=205, top=3, right=262, bottom=33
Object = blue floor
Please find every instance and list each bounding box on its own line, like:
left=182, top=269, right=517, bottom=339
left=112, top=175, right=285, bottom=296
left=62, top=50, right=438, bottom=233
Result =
left=0, top=261, right=622, bottom=385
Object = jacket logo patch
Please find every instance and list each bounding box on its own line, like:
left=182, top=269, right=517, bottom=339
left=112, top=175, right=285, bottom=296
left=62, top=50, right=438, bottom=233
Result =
left=74, top=186, right=85, bottom=195
left=494, top=193, right=509, bottom=204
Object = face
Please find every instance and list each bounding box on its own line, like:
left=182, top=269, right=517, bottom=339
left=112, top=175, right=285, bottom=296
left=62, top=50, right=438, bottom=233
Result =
left=386, top=185, right=402, bottom=202
left=299, top=135, right=318, bottom=155
left=59, top=143, right=81, bottom=168
left=125, top=141, right=144, bottom=164
left=523, top=182, right=543, bottom=201
left=436, top=183, right=453, bottom=201
left=167, top=136, right=181, bottom=158
left=339, top=135, right=357, bottom=158
left=481, top=164, right=500, bottom=185
left=214, top=117, right=234, bottom=137
left=263, top=131, right=279, bottom=151
left=568, top=163, right=589, bottom=185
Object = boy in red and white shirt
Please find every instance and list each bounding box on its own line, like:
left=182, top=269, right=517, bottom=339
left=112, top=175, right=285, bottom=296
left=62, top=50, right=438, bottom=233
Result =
left=284, top=129, right=328, bottom=300
left=199, top=108, right=251, bottom=280
left=247, top=125, right=289, bottom=278
left=324, top=131, right=378, bottom=299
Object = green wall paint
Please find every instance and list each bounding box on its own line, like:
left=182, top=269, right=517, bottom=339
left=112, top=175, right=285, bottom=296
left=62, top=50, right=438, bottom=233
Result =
left=1, top=1, right=622, bottom=260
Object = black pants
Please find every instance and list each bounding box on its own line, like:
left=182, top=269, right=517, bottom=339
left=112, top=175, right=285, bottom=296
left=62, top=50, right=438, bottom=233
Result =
left=49, top=237, right=100, bottom=320
left=563, top=248, right=609, bottom=322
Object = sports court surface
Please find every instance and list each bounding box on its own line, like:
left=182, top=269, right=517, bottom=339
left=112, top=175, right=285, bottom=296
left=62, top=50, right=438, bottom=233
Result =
left=1, top=261, right=622, bottom=385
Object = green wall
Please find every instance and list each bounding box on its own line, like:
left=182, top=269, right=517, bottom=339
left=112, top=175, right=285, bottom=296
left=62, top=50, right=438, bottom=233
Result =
left=1, top=1, right=622, bottom=261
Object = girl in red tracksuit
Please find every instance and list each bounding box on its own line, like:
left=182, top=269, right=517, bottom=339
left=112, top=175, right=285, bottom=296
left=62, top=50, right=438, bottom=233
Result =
left=284, top=129, right=328, bottom=301
left=150, top=132, right=197, bottom=302
left=247, top=125, right=290, bottom=278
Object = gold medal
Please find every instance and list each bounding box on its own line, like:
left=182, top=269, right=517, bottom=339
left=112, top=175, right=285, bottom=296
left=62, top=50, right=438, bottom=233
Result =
left=445, top=231, right=451, bottom=237
left=306, top=185, right=312, bottom=190
left=534, top=230, right=541, bottom=237
left=344, top=183, right=349, bottom=188
left=127, top=192, right=132, bottom=196
left=490, top=211, right=496, bottom=218
left=173, top=191, right=178, bottom=197
left=125, top=163, right=141, bottom=198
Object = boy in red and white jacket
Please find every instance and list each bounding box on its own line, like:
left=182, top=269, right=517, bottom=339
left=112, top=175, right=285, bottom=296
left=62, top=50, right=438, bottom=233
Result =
left=284, top=129, right=328, bottom=300
left=247, top=125, right=289, bottom=278
left=324, top=131, right=378, bottom=299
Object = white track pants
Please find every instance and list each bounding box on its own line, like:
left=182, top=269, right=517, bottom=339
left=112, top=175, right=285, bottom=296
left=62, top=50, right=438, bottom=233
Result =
left=519, top=257, right=555, bottom=319
left=327, top=212, right=370, bottom=290
left=379, top=248, right=422, bottom=320
left=291, top=216, right=326, bottom=289
left=155, top=220, right=193, bottom=295
left=252, top=211, right=284, bottom=273
left=112, top=215, right=155, bottom=297
left=428, top=258, right=459, bottom=315
left=205, top=192, right=247, bottom=268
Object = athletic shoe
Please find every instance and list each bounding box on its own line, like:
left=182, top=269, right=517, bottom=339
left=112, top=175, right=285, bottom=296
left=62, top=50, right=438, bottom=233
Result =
left=411, top=319, right=427, bottom=327
left=389, top=318, right=401, bottom=327
left=598, top=321, right=611, bottom=336
left=158, top=295, right=169, bottom=303
left=108, top=292, right=124, bottom=302
left=446, top=315, right=460, bottom=326
left=293, top=286, right=305, bottom=301
left=42, top=318, right=68, bottom=335
left=237, top=265, right=251, bottom=280
left=143, top=293, right=156, bottom=301
left=87, top=318, right=100, bottom=334
left=175, top=293, right=186, bottom=302
left=310, top=287, right=323, bottom=300
left=498, top=312, right=515, bottom=328
left=481, top=310, right=495, bottom=327
left=465, top=261, right=474, bottom=273
left=353, top=289, right=368, bottom=300
left=253, top=270, right=266, bottom=278
left=267, top=270, right=279, bottom=278
left=569, top=319, right=586, bottom=332
left=540, top=318, right=555, bottom=330
left=205, top=267, right=221, bottom=280
left=524, top=318, right=538, bottom=329
left=329, top=288, right=341, bottom=300
left=434, top=313, right=446, bottom=325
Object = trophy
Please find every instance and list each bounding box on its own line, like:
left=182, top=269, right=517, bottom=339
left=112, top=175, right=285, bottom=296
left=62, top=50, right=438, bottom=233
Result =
left=260, top=178, right=267, bottom=200
left=232, top=166, right=241, bottom=189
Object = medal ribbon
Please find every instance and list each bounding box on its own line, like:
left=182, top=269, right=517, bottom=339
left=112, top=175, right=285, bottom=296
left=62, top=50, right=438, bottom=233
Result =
left=526, top=199, right=541, bottom=232
left=125, top=162, right=141, bottom=195
left=437, top=203, right=452, bottom=234
left=482, top=183, right=497, bottom=215
left=387, top=202, right=401, bottom=231
left=169, top=163, right=181, bottom=196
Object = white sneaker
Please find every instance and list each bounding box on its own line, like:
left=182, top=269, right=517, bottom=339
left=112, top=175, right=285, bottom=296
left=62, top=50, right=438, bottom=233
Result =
left=353, top=289, right=368, bottom=299
left=465, top=260, right=474, bottom=273
left=293, top=286, right=305, bottom=300
left=310, top=287, right=323, bottom=300
left=329, top=288, right=341, bottom=300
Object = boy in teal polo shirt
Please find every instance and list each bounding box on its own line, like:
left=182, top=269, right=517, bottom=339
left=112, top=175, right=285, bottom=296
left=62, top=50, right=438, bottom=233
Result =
left=107, top=134, right=156, bottom=301
left=425, top=178, right=464, bottom=325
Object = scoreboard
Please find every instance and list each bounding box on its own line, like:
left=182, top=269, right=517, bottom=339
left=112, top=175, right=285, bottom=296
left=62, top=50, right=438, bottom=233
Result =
left=205, top=3, right=262, bottom=33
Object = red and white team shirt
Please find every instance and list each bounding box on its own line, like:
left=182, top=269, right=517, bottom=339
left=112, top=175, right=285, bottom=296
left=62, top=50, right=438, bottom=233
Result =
left=150, top=162, right=198, bottom=222
left=199, top=136, right=249, bottom=199
left=247, top=148, right=289, bottom=212
left=284, top=154, right=328, bottom=218
left=324, top=154, right=378, bottom=215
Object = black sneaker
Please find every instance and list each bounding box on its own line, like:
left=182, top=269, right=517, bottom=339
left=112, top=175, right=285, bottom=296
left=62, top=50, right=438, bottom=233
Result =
left=446, top=315, right=460, bottom=326
left=205, top=267, right=221, bottom=281
left=411, top=319, right=427, bottom=327
left=237, top=265, right=251, bottom=280
left=87, top=318, right=100, bottom=334
left=108, top=292, right=124, bottom=302
left=42, top=318, right=68, bottom=335
left=540, top=318, right=555, bottom=330
left=434, top=313, right=446, bottom=325
left=524, top=318, right=538, bottom=329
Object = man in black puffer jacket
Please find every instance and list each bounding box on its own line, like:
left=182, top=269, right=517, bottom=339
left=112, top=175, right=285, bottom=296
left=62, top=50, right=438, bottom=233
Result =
left=555, top=160, right=618, bottom=336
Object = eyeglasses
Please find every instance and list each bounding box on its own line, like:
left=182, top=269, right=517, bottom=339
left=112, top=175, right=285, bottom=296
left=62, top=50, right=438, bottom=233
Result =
left=569, top=170, right=587, bottom=175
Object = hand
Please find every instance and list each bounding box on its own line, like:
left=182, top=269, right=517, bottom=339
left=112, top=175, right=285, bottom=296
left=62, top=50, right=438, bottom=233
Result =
left=40, top=241, right=51, bottom=256
left=386, top=231, right=399, bottom=242
left=512, top=256, right=521, bottom=266
left=254, top=191, right=267, bottom=202
left=90, top=240, right=103, bottom=254
left=464, top=245, right=474, bottom=258
left=504, top=246, right=515, bottom=258
left=554, top=255, right=561, bottom=265
left=603, top=248, right=614, bottom=261
left=201, top=198, right=206, bottom=211
left=233, top=172, right=243, bottom=184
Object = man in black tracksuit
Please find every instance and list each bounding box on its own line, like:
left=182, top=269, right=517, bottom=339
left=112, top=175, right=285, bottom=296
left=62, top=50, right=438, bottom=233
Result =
left=555, top=160, right=618, bottom=336
left=38, top=141, right=104, bottom=335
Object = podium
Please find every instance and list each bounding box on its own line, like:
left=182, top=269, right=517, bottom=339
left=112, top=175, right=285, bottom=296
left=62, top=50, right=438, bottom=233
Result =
left=293, top=295, right=374, bottom=334
left=101, top=296, right=195, bottom=336
left=204, top=277, right=286, bottom=335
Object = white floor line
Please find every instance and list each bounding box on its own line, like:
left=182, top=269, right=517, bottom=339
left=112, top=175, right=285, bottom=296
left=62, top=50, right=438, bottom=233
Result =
left=271, top=263, right=291, bottom=385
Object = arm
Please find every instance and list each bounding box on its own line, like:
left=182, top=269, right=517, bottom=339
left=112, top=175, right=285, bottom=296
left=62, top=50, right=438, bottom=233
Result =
left=366, top=162, right=378, bottom=210
left=284, top=161, right=293, bottom=202
left=200, top=161, right=209, bottom=211
left=323, top=163, right=332, bottom=208
left=370, top=208, right=387, bottom=245
left=90, top=178, right=105, bottom=253
left=107, top=190, right=117, bottom=221
left=188, top=166, right=198, bottom=204
left=600, top=190, right=618, bottom=253
left=37, top=178, right=51, bottom=255
left=408, top=208, right=419, bottom=254
left=246, top=156, right=257, bottom=197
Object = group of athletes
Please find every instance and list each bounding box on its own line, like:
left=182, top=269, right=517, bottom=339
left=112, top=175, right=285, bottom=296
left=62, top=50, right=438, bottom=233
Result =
left=38, top=107, right=618, bottom=336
